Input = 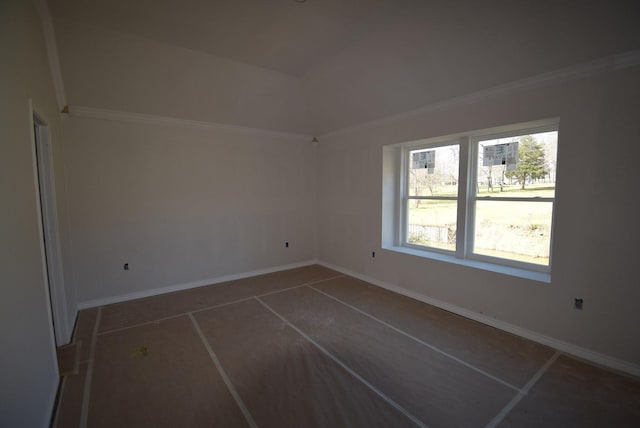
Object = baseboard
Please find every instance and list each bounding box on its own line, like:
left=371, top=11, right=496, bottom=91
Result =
left=317, top=260, right=640, bottom=378
left=46, top=372, right=61, bottom=428
left=77, top=260, right=318, bottom=310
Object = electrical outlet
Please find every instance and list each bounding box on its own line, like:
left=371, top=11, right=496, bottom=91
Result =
left=285, top=242, right=289, bottom=248
left=372, top=251, right=376, bottom=258
left=124, top=263, right=129, bottom=271
left=574, top=298, right=583, bottom=310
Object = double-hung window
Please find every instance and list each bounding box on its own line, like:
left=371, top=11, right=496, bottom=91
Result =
left=398, top=120, right=558, bottom=274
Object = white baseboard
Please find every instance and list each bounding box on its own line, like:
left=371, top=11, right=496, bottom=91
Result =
left=317, top=261, right=640, bottom=378
left=77, top=260, right=318, bottom=310
left=46, top=372, right=60, bottom=428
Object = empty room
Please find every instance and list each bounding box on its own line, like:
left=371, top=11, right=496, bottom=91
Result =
left=2, top=0, right=640, bottom=427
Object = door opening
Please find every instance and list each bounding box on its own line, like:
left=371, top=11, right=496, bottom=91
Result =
left=32, top=110, right=69, bottom=346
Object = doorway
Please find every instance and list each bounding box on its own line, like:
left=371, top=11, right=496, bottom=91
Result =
left=31, top=108, right=69, bottom=346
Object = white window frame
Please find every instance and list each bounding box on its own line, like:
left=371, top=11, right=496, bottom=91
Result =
left=397, top=119, right=559, bottom=276
left=401, top=139, right=462, bottom=256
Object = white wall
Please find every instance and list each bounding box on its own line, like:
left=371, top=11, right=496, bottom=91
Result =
left=316, top=65, right=640, bottom=367
left=51, top=13, right=319, bottom=305
left=0, top=1, right=70, bottom=426
left=54, top=18, right=312, bottom=135
left=62, top=116, right=317, bottom=304
left=302, top=0, right=640, bottom=134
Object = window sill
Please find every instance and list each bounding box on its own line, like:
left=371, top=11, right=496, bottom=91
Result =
left=383, top=245, right=551, bottom=284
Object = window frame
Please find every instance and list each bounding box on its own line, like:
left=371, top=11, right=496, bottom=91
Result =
left=402, top=140, right=462, bottom=255
left=398, top=120, right=559, bottom=274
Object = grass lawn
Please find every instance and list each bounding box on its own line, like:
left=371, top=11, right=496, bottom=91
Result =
left=408, top=183, right=554, bottom=265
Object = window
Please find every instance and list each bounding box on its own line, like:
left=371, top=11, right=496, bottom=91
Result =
left=406, top=144, right=460, bottom=252
left=391, top=119, right=558, bottom=275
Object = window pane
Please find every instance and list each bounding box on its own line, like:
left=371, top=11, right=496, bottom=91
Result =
left=473, top=200, right=553, bottom=266
left=409, top=144, right=459, bottom=197
left=477, top=131, right=557, bottom=197
left=407, top=199, right=457, bottom=251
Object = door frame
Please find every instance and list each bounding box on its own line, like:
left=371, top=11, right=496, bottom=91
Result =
left=29, top=99, right=70, bottom=345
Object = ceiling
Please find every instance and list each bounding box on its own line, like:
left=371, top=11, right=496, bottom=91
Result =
left=48, top=0, right=411, bottom=77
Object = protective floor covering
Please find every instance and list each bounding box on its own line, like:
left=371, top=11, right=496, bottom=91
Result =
left=52, top=264, right=640, bottom=427
left=56, top=341, right=80, bottom=377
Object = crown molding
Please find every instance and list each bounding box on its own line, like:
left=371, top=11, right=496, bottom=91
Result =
left=320, top=50, right=640, bottom=140
left=67, top=106, right=313, bottom=141
left=34, top=0, right=67, bottom=112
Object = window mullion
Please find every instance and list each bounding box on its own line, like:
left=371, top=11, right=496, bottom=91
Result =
left=456, top=136, right=471, bottom=259
left=466, top=137, right=479, bottom=259
left=400, top=147, right=410, bottom=246
left=475, top=196, right=555, bottom=202
left=408, top=196, right=458, bottom=201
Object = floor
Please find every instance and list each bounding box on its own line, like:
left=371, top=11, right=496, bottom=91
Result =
left=52, top=264, right=640, bottom=427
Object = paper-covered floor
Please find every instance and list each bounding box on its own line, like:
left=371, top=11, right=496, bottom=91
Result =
left=52, top=265, right=640, bottom=427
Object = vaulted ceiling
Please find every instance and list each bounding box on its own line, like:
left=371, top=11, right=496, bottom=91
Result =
left=48, top=0, right=409, bottom=77
left=47, top=0, right=640, bottom=134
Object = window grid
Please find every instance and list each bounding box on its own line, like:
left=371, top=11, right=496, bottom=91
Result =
left=400, top=122, right=558, bottom=274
